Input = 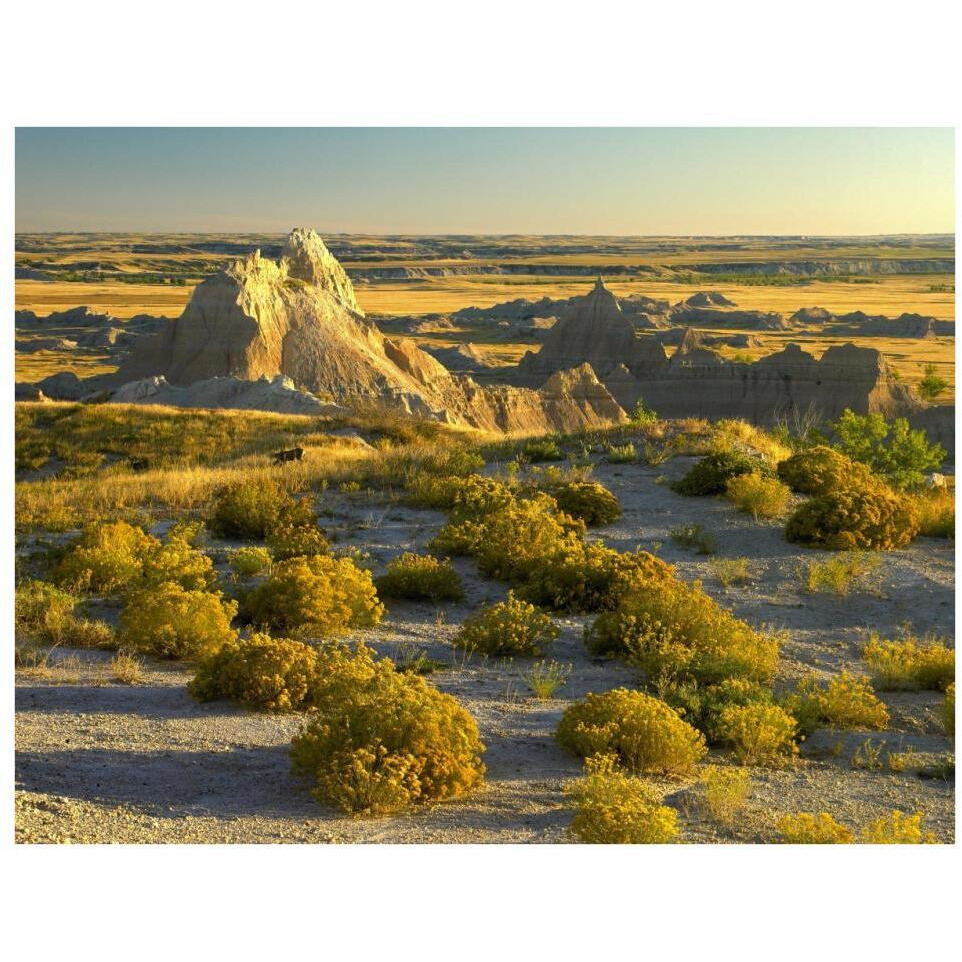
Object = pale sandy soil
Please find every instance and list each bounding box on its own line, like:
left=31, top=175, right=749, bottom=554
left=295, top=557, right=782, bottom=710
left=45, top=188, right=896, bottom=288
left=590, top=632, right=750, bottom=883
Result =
left=15, top=458, right=955, bottom=844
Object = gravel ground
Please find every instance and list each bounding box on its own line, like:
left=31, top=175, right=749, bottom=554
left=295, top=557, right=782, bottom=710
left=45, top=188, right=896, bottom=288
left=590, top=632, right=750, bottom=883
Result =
left=15, top=457, right=956, bottom=843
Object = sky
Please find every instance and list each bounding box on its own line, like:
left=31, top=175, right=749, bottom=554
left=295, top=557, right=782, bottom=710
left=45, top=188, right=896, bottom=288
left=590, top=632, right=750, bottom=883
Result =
left=14, top=127, right=954, bottom=235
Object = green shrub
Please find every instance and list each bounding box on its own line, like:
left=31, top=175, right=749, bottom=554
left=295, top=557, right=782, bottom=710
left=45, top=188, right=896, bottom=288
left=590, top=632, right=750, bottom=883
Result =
left=188, top=632, right=319, bottom=711
left=375, top=552, right=464, bottom=602
left=776, top=445, right=875, bottom=495
left=54, top=520, right=159, bottom=593
left=290, top=643, right=485, bottom=814
left=661, top=677, right=776, bottom=744
left=777, top=812, right=854, bottom=844
left=585, top=577, right=779, bottom=686
left=229, top=546, right=273, bottom=578
left=453, top=592, right=559, bottom=657
left=784, top=672, right=890, bottom=735
left=715, top=702, right=798, bottom=765
left=549, top=481, right=622, bottom=526
left=671, top=451, right=765, bottom=496
left=523, top=438, right=563, bottom=462
left=207, top=479, right=294, bottom=540
left=244, top=554, right=383, bottom=637
left=785, top=482, right=919, bottom=551
left=725, top=472, right=790, bottom=520
left=862, top=634, right=954, bottom=691
left=566, top=755, right=679, bottom=844
left=831, top=409, right=945, bottom=491
left=797, top=551, right=882, bottom=596
left=557, top=688, right=707, bottom=775
left=918, top=364, right=948, bottom=401
left=118, top=584, right=238, bottom=659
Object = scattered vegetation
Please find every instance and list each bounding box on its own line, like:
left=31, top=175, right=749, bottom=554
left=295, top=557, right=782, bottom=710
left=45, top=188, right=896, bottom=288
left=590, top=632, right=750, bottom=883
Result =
left=668, top=523, right=718, bottom=554
left=785, top=672, right=890, bottom=734
left=522, top=438, right=563, bottom=462
left=715, top=702, right=798, bottom=766
left=777, top=812, right=854, bottom=844
left=606, top=442, right=638, bottom=464
left=860, top=811, right=935, bottom=844
left=522, top=659, right=572, bottom=698
left=942, top=684, right=955, bottom=737
left=557, top=689, right=707, bottom=775
left=118, top=584, right=238, bottom=660
left=290, top=643, right=485, bottom=814
left=189, top=632, right=319, bottom=711
left=453, top=592, right=558, bottom=657
left=709, top=557, right=757, bottom=587
left=566, top=755, right=679, bottom=844
left=671, top=451, right=765, bottom=496
left=108, top=652, right=144, bottom=685
left=725, top=472, right=790, bottom=520
left=797, top=551, right=882, bottom=596
left=697, top=766, right=752, bottom=826
left=862, top=633, right=954, bottom=691
left=374, top=553, right=465, bottom=602
left=244, top=553, right=383, bottom=637
left=15, top=579, right=114, bottom=652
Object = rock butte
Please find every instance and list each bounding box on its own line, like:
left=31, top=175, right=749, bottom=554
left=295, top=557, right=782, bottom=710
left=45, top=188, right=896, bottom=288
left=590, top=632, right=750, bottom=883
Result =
left=109, top=229, right=626, bottom=434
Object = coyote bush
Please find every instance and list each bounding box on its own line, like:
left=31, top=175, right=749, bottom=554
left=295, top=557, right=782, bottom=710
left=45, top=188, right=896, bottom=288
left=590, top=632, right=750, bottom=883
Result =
left=671, top=451, right=766, bottom=496
left=566, top=755, right=679, bottom=844
left=784, top=671, right=890, bottom=735
left=785, top=482, right=919, bottom=550
left=189, top=632, right=319, bottom=711
left=453, top=592, right=559, bottom=657
left=374, top=552, right=464, bottom=602
left=585, top=576, right=779, bottom=686
left=245, top=554, right=383, bottom=637
left=777, top=812, right=854, bottom=844
left=119, top=584, right=238, bottom=660
left=725, top=472, right=790, bottom=520
left=715, top=702, right=798, bottom=766
left=549, top=481, right=622, bottom=526
left=54, top=520, right=159, bottom=593
left=557, top=688, right=707, bottom=775
left=290, top=643, right=485, bottom=814
left=862, top=634, right=954, bottom=691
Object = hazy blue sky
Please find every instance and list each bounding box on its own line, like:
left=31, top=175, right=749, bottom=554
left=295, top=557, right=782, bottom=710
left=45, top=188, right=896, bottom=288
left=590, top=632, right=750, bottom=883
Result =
left=15, top=127, right=954, bottom=235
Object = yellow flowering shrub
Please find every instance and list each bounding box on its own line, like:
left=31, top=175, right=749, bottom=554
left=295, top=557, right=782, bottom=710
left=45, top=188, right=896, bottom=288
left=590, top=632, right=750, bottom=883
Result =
left=549, top=481, right=622, bottom=526
left=860, top=811, right=935, bottom=844
left=374, top=552, right=465, bottom=602
left=290, top=643, right=485, bottom=814
left=245, top=554, right=384, bottom=637
left=566, top=755, right=679, bottom=844
left=54, top=520, right=159, bottom=593
left=785, top=482, right=919, bottom=550
left=229, top=546, right=273, bottom=578
left=725, top=472, right=791, bottom=520
left=453, top=592, right=559, bottom=656
left=557, top=688, right=707, bottom=775
left=697, top=766, right=751, bottom=826
left=265, top=499, right=329, bottom=561
left=715, top=702, right=798, bottom=766
left=585, top=575, right=779, bottom=685
left=118, top=583, right=238, bottom=660
left=862, top=634, right=954, bottom=691
left=14, top=579, right=114, bottom=651
left=776, top=446, right=874, bottom=495
left=188, top=632, right=319, bottom=711
left=207, top=478, right=295, bottom=540
left=777, top=812, right=854, bottom=844
left=784, top=671, right=890, bottom=734
left=140, top=534, right=217, bottom=592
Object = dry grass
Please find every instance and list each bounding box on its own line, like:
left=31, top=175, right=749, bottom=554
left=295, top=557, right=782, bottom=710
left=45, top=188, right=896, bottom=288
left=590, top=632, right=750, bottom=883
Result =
left=108, top=653, right=144, bottom=685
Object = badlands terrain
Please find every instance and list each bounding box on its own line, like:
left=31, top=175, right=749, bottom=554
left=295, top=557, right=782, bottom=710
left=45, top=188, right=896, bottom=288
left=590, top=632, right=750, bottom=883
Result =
left=14, top=230, right=955, bottom=843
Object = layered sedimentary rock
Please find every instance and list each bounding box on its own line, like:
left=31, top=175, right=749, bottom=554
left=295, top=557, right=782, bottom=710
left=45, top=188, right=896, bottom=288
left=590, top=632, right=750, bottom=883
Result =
left=106, top=229, right=625, bottom=434
left=510, top=277, right=934, bottom=428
